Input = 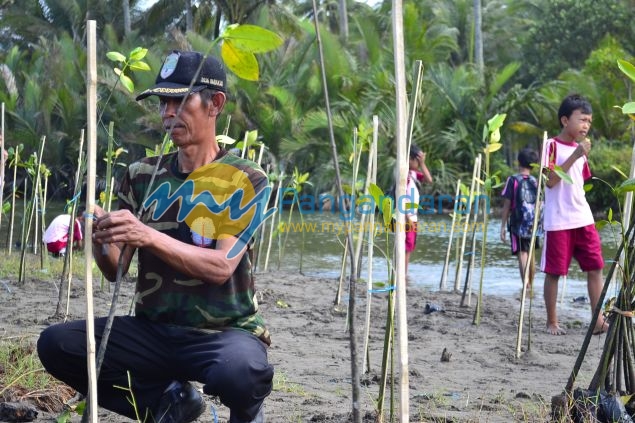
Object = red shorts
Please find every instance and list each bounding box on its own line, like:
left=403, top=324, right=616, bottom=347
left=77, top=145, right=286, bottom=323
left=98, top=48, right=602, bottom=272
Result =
left=46, top=239, right=67, bottom=254
left=541, top=224, right=604, bottom=276
left=405, top=222, right=417, bottom=253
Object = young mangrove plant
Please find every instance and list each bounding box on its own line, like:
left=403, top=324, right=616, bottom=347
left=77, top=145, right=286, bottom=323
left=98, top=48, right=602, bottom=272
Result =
left=473, top=114, right=505, bottom=325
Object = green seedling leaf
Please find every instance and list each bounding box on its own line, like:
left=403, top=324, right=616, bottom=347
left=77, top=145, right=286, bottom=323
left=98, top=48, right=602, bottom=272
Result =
left=114, top=147, right=127, bottom=157
left=216, top=134, right=237, bottom=145
left=342, top=184, right=353, bottom=195
left=368, top=183, right=384, bottom=205
left=382, top=199, right=393, bottom=226
left=615, top=178, right=635, bottom=195
left=221, top=42, right=259, bottom=81
left=618, top=59, right=635, bottom=82
left=611, top=165, right=628, bottom=179
left=459, top=183, right=469, bottom=197
left=484, top=142, right=502, bottom=153
left=553, top=166, right=573, bottom=184
left=129, top=47, right=148, bottom=61
left=119, top=74, right=134, bottom=93
left=608, top=208, right=613, bottom=222
left=623, top=102, right=635, bottom=114
left=106, top=51, right=126, bottom=62
left=490, top=128, right=501, bottom=144
left=245, top=129, right=258, bottom=144
left=129, top=61, right=151, bottom=71
left=596, top=220, right=608, bottom=230
left=222, top=24, right=283, bottom=53
left=583, top=183, right=593, bottom=192
left=487, top=113, right=506, bottom=132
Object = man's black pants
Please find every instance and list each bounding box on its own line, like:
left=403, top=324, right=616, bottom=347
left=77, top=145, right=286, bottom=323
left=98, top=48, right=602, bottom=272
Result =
left=37, top=316, right=273, bottom=421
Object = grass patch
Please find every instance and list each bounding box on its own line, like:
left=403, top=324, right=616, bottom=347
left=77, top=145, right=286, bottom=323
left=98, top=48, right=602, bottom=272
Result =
left=273, top=372, right=307, bottom=396
left=0, top=337, right=74, bottom=412
left=0, top=251, right=87, bottom=281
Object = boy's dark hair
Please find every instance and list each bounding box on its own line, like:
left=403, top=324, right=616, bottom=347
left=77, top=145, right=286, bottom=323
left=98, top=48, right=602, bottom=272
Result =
left=517, top=147, right=539, bottom=169
left=409, top=144, right=422, bottom=159
left=558, top=94, right=592, bottom=128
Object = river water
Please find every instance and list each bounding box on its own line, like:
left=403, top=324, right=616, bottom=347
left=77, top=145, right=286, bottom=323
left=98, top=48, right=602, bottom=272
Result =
left=255, top=210, right=622, bottom=317
left=2, top=201, right=621, bottom=317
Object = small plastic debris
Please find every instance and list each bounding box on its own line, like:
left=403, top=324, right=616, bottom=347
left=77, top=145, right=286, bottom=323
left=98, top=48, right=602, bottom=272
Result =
left=424, top=303, right=444, bottom=314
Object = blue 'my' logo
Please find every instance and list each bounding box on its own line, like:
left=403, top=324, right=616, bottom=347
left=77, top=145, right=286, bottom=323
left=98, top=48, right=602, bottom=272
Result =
left=143, top=180, right=275, bottom=259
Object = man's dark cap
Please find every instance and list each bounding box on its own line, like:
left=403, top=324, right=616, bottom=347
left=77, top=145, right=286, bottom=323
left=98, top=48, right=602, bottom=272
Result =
left=136, top=50, right=226, bottom=101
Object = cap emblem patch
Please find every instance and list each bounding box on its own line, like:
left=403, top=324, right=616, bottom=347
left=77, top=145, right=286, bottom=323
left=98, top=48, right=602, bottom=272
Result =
left=160, top=53, right=179, bottom=79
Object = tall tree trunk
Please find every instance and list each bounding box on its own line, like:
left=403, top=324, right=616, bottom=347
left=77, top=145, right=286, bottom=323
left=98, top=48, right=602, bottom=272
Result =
left=473, top=0, right=484, bottom=77
left=122, top=0, right=130, bottom=35
left=186, top=0, right=193, bottom=32
left=338, top=0, right=349, bottom=42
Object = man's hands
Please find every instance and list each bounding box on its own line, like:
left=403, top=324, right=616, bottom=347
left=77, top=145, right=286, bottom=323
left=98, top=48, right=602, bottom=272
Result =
left=92, top=206, right=149, bottom=248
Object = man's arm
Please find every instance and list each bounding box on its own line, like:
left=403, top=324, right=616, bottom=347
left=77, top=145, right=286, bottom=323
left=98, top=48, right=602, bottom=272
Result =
left=93, top=208, right=246, bottom=285
left=92, top=205, right=136, bottom=282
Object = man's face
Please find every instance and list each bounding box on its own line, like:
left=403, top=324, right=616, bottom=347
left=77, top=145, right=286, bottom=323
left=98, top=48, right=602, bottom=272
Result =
left=563, top=109, right=592, bottom=141
left=158, top=92, right=210, bottom=146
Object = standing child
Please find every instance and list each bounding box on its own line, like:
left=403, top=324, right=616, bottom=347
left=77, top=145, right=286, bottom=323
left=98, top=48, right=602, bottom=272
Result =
left=402, top=144, right=433, bottom=276
left=500, top=147, right=542, bottom=287
left=541, top=93, right=606, bottom=336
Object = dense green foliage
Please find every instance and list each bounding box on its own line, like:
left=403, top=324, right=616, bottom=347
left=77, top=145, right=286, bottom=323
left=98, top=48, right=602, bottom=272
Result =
left=0, top=0, right=633, bottom=215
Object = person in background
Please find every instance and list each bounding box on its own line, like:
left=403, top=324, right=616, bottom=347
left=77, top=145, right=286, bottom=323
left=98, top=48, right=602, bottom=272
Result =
left=500, top=147, right=542, bottom=288
left=403, top=144, right=433, bottom=276
left=541, top=93, right=606, bottom=336
left=1, top=134, right=7, bottom=187
left=42, top=207, right=85, bottom=257
left=37, top=50, right=273, bottom=422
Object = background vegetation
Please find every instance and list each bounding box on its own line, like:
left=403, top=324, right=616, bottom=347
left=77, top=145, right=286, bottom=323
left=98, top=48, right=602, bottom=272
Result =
left=0, top=0, right=634, bottom=214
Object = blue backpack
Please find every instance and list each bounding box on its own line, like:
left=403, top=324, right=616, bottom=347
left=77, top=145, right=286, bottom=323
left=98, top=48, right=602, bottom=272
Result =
left=509, top=174, right=543, bottom=239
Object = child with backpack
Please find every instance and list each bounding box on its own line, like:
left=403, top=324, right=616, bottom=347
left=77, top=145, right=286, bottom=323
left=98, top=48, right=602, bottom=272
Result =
left=500, top=147, right=543, bottom=289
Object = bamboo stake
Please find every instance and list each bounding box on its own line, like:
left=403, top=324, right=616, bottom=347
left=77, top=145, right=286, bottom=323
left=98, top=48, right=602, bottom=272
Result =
left=311, top=0, right=361, bottom=419
left=240, top=131, right=248, bottom=159
left=82, top=20, right=99, bottom=423
left=335, top=239, right=348, bottom=306
left=20, top=178, right=26, bottom=255
left=19, top=139, right=45, bottom=283
left=8, top=144, right=19, bottom=254
left=362, top=116, right=378, bottom=373
left=0, top=102, right=4, bottom=234
left=38, top=172, right=48, bottom=269
left=257, top=143, right=264, bottom=166
left=263, top=172, right=282, bottom=272
left=392, top=0, right=410, bottom=419
left=466, top=156, right=482, bottom=306
left=440, top=178, right=461, bottom=290
left=455, top=155, right=481, bottom=291
left=559, top=275, right=567, bottom=304
left=404, top=61, right=424, bottom=158
left=516, top=132, right=548, bottom=358
left=460, top=216, right=479, bottom=307
left=57, top=130, right=84, bottom=317
left=33, top=179, right=39, bottom=255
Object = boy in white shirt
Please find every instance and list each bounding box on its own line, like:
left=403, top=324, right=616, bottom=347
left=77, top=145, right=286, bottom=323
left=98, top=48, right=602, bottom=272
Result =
left=541, top=94, right=606, bottom=336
